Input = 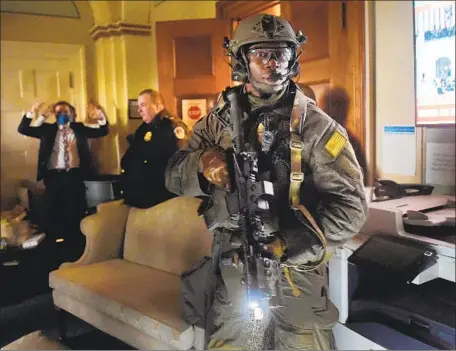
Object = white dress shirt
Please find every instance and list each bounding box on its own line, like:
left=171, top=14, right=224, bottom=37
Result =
left=25, top=109, right=107, bottom=170
left=48, top=125, right=79, bottom=170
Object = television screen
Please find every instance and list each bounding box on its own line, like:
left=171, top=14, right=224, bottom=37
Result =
left=414, top=1, right=455, bottom=126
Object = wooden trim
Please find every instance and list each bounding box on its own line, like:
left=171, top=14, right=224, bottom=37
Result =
left=90, top=22, right=151, bottom=41
left=216, top=0, right=280, bottom=20
left=352, top=1, right=366, bottom=168
left=298, top=58, right=331, bottom=85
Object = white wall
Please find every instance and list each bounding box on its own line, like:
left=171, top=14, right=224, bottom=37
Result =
left=373, top=1, right=455, bottom=194
left=374, top=1, right=424, bottom=184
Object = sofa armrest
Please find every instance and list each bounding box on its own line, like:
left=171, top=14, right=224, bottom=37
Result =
left=60, top=200, right=130, bottom=269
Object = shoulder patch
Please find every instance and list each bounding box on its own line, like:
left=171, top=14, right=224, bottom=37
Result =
left=173, top=126, right=186, bottom=140
left=324, top=130, right=347, bottom=159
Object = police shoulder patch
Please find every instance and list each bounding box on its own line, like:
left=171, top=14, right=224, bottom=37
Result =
left=173, top=126, right=186, bottom=140
left=324, top=130, right=347, bottom=159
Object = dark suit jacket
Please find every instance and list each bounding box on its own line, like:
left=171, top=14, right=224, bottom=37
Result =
left=18, top=115, right=109, bottom=181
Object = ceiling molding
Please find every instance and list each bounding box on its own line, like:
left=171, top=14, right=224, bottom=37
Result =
left=90, top=22, right=152, bottom=41
left=0, top=0, right=80, bottom=19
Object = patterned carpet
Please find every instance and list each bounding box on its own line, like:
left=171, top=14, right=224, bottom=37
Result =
left=0, top=293, right=134, bottom=350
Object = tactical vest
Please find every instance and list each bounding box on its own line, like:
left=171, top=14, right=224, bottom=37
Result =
left=206, top=83, right=329, bottom=270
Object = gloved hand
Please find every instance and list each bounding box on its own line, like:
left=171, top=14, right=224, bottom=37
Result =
left=228, top=235, right=285, bottom=272
left=280, top=224, right=326, bottom=267
left=261, top=237, right=287, bottom=260
left=284, top=244, right=325, bottom=266
left=198, top=148, right=231, bottom=190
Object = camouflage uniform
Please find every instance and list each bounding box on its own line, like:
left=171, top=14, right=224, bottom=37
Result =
left=165, top=14, right=367, bottom=351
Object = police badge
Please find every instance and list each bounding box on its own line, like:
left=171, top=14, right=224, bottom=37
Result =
left=144, top=131, right=152, bottom=142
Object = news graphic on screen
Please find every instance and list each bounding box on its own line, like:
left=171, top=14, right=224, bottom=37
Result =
left=414, top=1, right=455, bottom=126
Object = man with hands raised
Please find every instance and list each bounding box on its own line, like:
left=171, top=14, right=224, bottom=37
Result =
left=18, top=99, right=109, bottom=261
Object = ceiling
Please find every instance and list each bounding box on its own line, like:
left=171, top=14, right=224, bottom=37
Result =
left=1, top=0, right=80, bottom=18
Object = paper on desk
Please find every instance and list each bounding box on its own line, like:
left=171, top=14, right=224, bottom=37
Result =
left=425, top=142, right=456, bottom=186
left=382, top=125, right=416, bottom=175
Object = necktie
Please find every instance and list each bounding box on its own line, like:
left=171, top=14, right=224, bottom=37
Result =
left=63, top=128, right=70, bottom=171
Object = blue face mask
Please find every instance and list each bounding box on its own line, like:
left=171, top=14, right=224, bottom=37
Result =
left=57, top=113, right=70, bottom=125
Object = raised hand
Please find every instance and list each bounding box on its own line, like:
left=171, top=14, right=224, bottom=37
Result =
left=87, top=99, right=103, bottom=120
left=42, top=103, right=55, bottom=119
left=31, top=101, right=44, bottom=114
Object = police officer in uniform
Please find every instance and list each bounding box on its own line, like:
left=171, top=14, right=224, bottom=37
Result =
left=121, top=89, right=188, bottom=208
left=166, top=14, right=368, bottom=350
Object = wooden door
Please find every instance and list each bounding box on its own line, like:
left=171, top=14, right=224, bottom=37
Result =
left=0, top=41, right=86, bottom=210
left=281, top=1, right=367, bottom=180
left=156, top=19, right=231, bottom=124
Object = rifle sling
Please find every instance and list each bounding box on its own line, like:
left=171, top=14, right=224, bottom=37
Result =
left=289, top=91, right=328, bottom=270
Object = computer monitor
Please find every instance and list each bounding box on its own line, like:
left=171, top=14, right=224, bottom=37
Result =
left=413, top=1, right=455, bottom=126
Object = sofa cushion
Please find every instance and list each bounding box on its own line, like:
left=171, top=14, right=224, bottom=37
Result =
left=1, top=331, right=68, bottom=350
left=123, top=197, right=212, bottom=276
left=49, top=259, right=193, bottom=349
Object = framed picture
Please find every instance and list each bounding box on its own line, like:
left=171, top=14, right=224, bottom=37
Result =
left=128, top=99, right=141, bottom=119
left=181, top=99, right=207, bottom=130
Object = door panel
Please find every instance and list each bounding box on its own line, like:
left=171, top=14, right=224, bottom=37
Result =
left=0, top=41, right=86, bottom=210
left=282, top=1, right=367, bottom=180
left=156, top=19, right=231, bottom=120
left=291, top=1, right=330, bottom=62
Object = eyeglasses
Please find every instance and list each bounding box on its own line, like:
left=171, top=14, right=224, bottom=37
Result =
left=247, top=48, right=293, bottom=65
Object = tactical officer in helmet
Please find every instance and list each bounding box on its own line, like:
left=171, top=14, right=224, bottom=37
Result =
left=166, top=14, right=367, bottom=350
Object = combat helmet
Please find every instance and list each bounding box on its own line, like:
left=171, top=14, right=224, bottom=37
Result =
left=224, top=14, right=307, bottom=82
left=227, top=14, right=306, bottom=58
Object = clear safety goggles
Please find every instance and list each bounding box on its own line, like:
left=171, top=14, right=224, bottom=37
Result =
left=247, top=47, right=293, bottom=65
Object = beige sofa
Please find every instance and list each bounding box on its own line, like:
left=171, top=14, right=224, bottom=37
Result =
left=49, top=197, right=212, bottom=350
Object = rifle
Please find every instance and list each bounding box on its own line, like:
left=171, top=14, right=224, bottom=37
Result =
left=224, top=88, right=283, bottom=320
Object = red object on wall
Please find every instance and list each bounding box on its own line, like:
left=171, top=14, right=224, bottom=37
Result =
left=188, top=105, right=202, bottom=120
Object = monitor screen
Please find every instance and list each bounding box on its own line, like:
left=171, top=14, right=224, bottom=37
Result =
left=414, top=1, right=455, bottom=126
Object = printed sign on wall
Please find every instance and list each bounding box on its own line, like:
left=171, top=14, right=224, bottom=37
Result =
left=382, top=125, right=416, bottom=176
left=182, top=99, right=207, bottom=130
